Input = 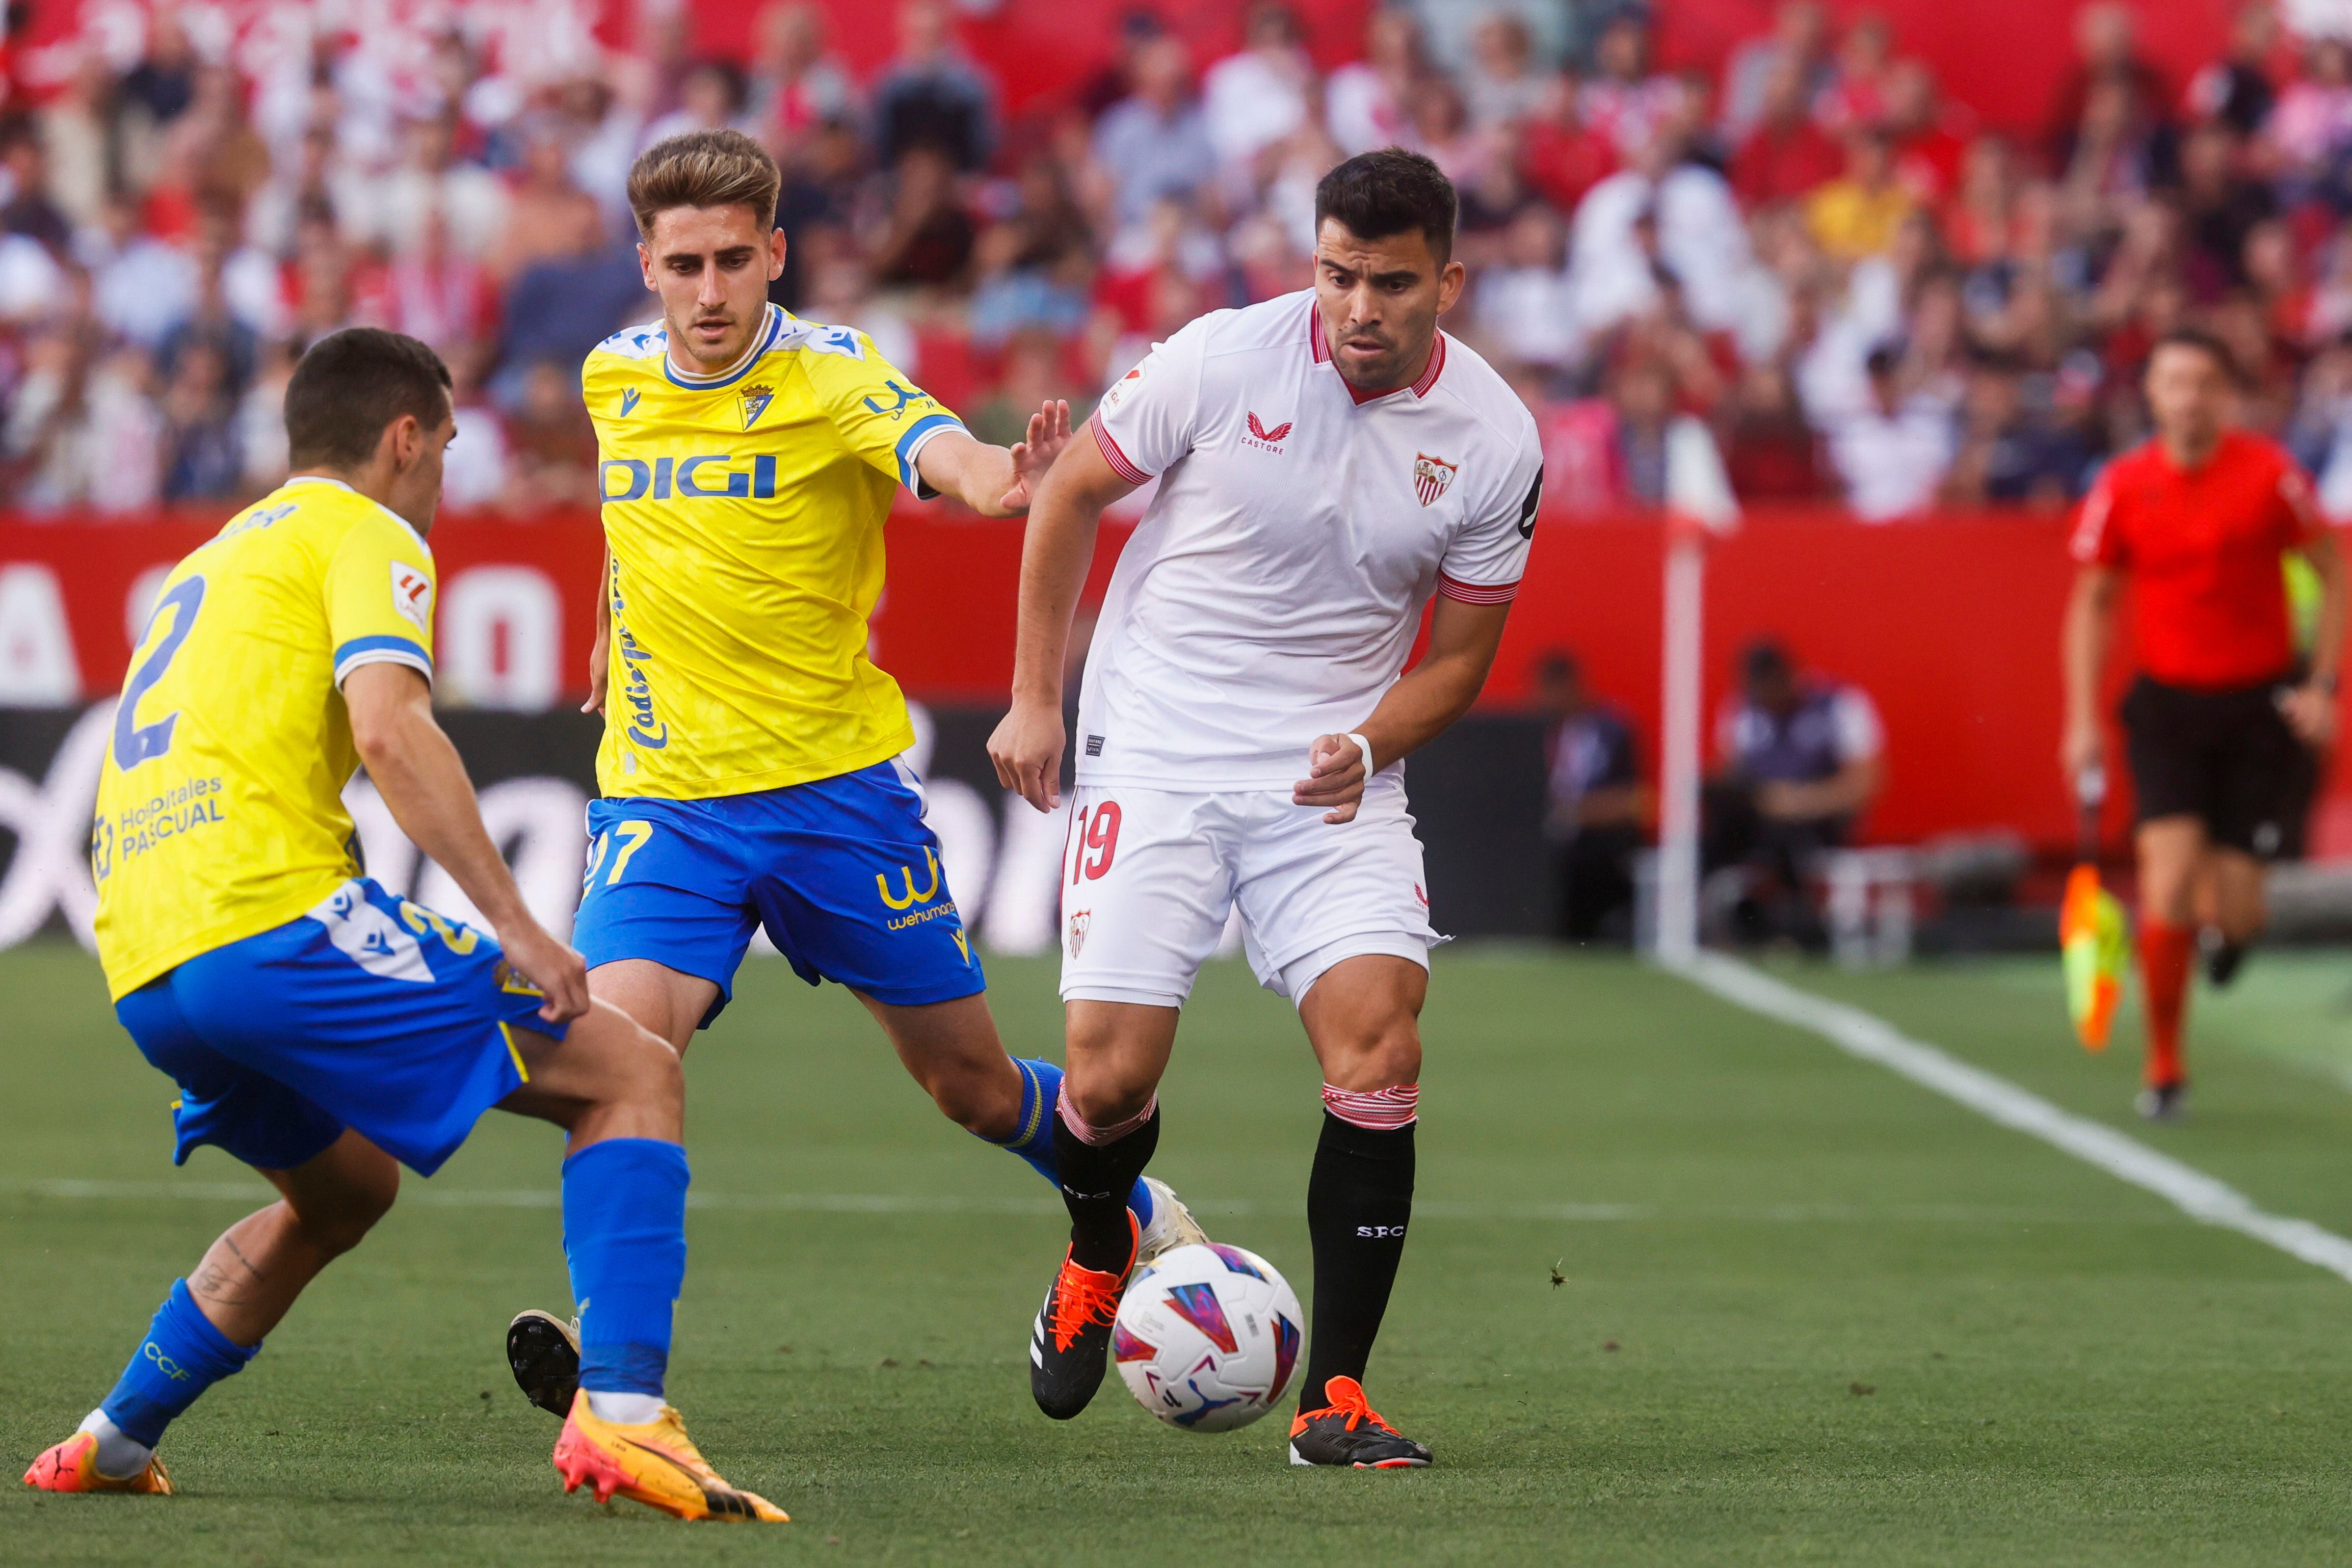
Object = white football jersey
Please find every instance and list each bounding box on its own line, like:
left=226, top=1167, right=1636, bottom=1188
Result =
left=1079, top=288, right=1543, bottom=790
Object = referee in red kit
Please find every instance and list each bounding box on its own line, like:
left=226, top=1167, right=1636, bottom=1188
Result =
left=2063, top=327, right=2343, bottom=1121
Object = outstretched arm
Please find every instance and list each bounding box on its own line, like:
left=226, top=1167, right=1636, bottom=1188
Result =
left=986, top=429, right=1139, bottom=810
left=343, top=663, right=588, bottom=1023
left=914, top=401, right=1073, bottom=516
left=1296, top=595, right=1515, bottom=825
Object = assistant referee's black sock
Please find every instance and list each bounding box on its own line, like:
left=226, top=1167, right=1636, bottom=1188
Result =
left=1298, top=1107, right=1416, bottom=1412
left=1052, top=1097, right=1159, bottom=1274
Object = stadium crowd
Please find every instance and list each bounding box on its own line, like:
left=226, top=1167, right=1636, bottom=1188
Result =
left=0, top=0, right=2345, bottom=521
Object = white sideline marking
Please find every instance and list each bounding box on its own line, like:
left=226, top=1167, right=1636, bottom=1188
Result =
left=1676, top=951, right=2352, bottom=1285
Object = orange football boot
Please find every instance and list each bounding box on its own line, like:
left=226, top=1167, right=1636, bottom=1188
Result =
left=23, top=1431, right=175, bottom=1495
left=551, top=1391, right=786, bottom=1522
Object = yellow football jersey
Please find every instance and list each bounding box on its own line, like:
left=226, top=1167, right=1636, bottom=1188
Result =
left=582, top=302, right=966, bottom=799
left=91, top=479, right=438, bottom=999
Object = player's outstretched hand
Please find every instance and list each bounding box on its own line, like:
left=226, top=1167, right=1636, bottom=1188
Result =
left=998, top=400, right=1073, bottom=514
left=989, top=698, right=1067, bottom=813
left=498, top=919, right=593, bottom=1025
left=1296, top=734, right=1367, bottom=824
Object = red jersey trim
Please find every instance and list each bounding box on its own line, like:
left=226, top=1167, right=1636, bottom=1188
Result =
left=1411, top=332, right=1448, bottom=397
left=1438, top=571, right=1518, bottom=605
left=1090, top=413, right=1152, bottom=485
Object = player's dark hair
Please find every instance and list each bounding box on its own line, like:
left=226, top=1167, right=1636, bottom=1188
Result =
left=2148, top=326, right=2244, bottom=386
left=628, top=128, right=781, bottom=238
left=1314, top=148, right=1457, bottom=264
left=283, top=328, right=452, bottom=470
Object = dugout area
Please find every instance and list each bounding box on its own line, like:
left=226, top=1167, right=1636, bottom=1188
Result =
left=6, top=941, right=2352, bottom=1566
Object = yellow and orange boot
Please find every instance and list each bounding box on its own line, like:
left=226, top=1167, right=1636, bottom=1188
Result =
left=551, top=1391, right=786, bottom=1522
left=23, top=1431, right=174, bottom=1495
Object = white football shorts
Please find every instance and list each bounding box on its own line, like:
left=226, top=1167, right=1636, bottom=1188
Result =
left=1058, top=776, right=1442, bottom=1008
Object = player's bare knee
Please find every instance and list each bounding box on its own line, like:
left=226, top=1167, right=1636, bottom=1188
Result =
left=289, top=1169, right=398, bottom=1257
left=1332, top=1017, right=1420, bottom=1092
left=1064, top=1067, right=1155, bottom=1129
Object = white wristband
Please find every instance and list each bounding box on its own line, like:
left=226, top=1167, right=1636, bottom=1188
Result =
left=1345, top=732, right=1375, bottom=778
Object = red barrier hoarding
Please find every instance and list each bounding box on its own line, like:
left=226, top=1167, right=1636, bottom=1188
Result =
left=4, top=504, right=2341, bottom=858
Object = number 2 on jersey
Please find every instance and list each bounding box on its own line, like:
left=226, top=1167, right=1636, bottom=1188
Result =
left=1071, top=801, right=1121, bottom=884
left=113, top=576, right=206, bottom=770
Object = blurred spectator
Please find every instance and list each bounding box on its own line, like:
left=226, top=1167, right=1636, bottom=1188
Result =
left=1328, top=8, right=1426, bottom=156
left=1093, top=37, right=1215, bottom=228
left=1883, top=60, right=1968, bottom=206
left=484, top=118, right=607, bottom=283
left=1732, top=57, right=1844, bottom=210
left=1518, top=73, right=1616, bottom=216
left=38, top=54, right=114, bottom=233
left=750, top=2, right=857, bottom=148
left=872, top=0, right=997, bottom=172
left=1814, top=13, right=1894, bottom=132
left=2185, top=2, right=2281, bottom=139
left=2045, top=3, right=2173, bottom=172
left=159, top=337, right=241, bottom=503
left=1720, top=0, right=1833, bottom=148
left=1581, top=12, right=1684, bottom=162
left=644, top=60, right=757, bottom=150
left=1806, top=130, right=1913, bottom=261
left=1463, top=12, right=1551, bottom=130
left=1704, top=638, right=1885, bottom=948
left=1829, top=343, right=1954, bottom=519
left=0, top=123, right=71, bottom=253
left=1472, top=205, right=1578, bottom=369
left=502, top=360, right=598, bottom=509
left=380, top=114, right=510, bottom=262
left=2178, top=122, right=2275, bottom=301
left=6, top=329, right=162, bottom=514
left=1940, top=354, right=2092, bottom=508
left=1204, top=2, right=1313, bottom=169
left=969, top=156, right=1093, bottom=344
left=1534, top=650, right=1647, bottom=943
left=1720, top=363, right=1826, bottom=501
left=969, top=327, right=1082, bottom=447
left=2267, top=35, right=2352, bottom=182
left=869, top=144, right=975, bottom=290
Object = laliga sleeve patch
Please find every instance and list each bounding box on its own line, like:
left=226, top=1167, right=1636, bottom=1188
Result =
left=1100, top=363, right=1145, bottom=412
left=390, top=562, right=433, bottom=633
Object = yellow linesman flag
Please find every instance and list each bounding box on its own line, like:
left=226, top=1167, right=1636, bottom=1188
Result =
left=2059, top=863, right=2130, bottom=1052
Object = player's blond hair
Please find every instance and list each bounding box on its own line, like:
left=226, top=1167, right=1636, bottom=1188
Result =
left=626, top=129, right=781, bottom=238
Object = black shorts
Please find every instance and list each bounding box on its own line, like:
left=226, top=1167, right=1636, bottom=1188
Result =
left=2119, top=673, right=2314, bottom=859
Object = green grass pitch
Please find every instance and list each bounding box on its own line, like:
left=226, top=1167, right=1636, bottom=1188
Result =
left=9, top=940, right=2352, bottom=1565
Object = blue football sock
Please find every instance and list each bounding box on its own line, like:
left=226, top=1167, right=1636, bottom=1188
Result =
left=562, top=1137, right=689, bottom=1398
left=99, top=1278, right=260, bottom=1447
left=985, top=1058, right=1152, bottom=1229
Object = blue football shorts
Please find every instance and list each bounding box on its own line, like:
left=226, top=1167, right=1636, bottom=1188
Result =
left=114, top=878, right=559, bottom=1176
left=570, top=758, right=985, bottom=1026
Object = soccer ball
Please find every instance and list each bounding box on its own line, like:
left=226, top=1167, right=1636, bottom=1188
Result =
left=1113, top=1242, right=1304, bottom=1432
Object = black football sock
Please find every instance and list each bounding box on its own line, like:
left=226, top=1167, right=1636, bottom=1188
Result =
left=1052, top=1101, right=1159, bottom=1274
left=1299, top=1110, right=1416, bottom=1411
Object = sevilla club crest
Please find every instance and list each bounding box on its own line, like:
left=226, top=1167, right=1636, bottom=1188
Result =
left=1068, top=910, right=1092, bottom=958
left=1413, top=452, right=1458, bottom=507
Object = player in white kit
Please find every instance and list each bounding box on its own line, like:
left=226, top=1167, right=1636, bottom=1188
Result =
left=988, top=150, right=1542, bottom=1468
